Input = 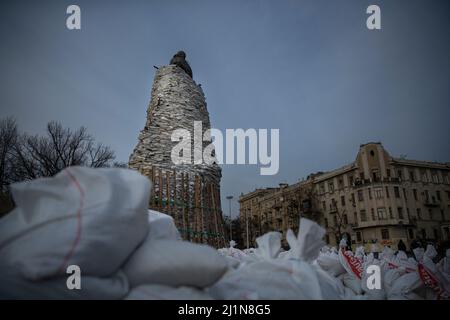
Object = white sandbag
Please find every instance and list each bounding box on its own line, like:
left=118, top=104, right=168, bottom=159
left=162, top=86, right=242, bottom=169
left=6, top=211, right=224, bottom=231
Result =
left=147, top=209, right=181, bottom=241
left=254, top=232, right=282, bottom=260
left=224, top=256, right=241, bottom=269
left=313, top=265, right=346, bottom=299
left=126, top=284, right=213, bottom=300
left=0, top=166, right=150, bottom=280
left=342, top=272, right=363, bottom=295
left=361, top=263, right=386, bottom=300
left=388, top=271, right=424, bottom=300
left=338, top=246, right=364, bottom=296
left=417, top=245, right=450, bottom=299
left=316, top=251, right=346, bottom=277
left=413, top=247, right=425, bottom=261
left=0, top=266, right=129, bottom=300
left=380, top=246, right=395, bottom=261
left=355, top=246, right=365, bottom=261
left=284, top=219, right=326, bottom=262
left=123, top=239, right=228, bottom=288
left=437, top=249, right=450, bottom=276
left=384, top=268, right=403, bottom=295
left=339, top=247, right=363, bottom=277
left=208, top=259, right=324, bottom=300
left=209, top=218, right=338, bottom=300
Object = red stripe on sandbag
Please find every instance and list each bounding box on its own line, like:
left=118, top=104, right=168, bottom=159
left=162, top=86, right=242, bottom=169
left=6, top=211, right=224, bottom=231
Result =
left=58, top=168, right=84, bottom=274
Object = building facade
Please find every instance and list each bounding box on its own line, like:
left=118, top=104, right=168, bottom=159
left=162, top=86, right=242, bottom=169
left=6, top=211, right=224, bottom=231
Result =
left=239, top=142, right=450, bottom=250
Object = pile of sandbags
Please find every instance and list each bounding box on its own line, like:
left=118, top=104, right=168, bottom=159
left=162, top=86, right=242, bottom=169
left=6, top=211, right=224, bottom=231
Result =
left=215, top=228, right=450, bottom=300
left=209, top=219, right=347, bottom=300
left=0, top=166, right=228, bottom=300
left=1, top=166, right=448, bottom=300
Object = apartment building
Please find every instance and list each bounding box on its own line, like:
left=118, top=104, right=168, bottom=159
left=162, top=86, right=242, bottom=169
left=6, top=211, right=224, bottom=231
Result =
left=239, top=142, right=450, bottom=250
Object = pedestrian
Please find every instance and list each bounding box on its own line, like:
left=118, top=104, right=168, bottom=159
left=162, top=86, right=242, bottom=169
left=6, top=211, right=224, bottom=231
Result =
left=397, top=239, right=407, bottom=252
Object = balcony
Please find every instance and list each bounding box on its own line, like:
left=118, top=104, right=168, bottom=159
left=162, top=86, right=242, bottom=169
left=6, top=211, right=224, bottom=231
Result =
left=424, top=200, right=440, bottom=207
left=351, top=177, right=401, bottom=189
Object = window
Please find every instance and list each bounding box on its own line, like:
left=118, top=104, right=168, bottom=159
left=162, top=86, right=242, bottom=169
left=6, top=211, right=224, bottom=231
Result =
left=338, top=178, right=344, bottom=189
left=324, top=218, right=328, bottom=228
left=371, top=208, right=376, bottom=220
left=385, top=187, right=390, bottom=198
left=356, top=231, right=362, bottom=242
left=358, top=190, right=364, bottom=202
left=441, top=210, right=445, bottom=221
left=372, top=170, right=380, bottom=182
left=319, top=184, right=325, bottom=193
left=397, top=170, right=403, bottom=180
left=330, top=199, right=336, bottom=211
left=437, top=191, right=441, bottom=201
left=349, top=176, right=354, bottom=186
left=425, top=190, right=429, bottom=201
left=445, top=175, right=450, bottom=185
left=444, top=227, right=450, bottom=240
left=433, top=229, right=439, bottom=239
left=354, top=212, right=358, bottom=223
left=417, top=208, right=421, bottom=220
left=328, top=181, right=334, bottom=193
left=421, top=229, right=427, bottom=239
left=387, top=169, right=391, bottom=178
left=389, top=207, right=394, bottom=219
left=333, top=215, right=337, bottom=226
left=322, top=201, right=326, bottom=211
left=429, top=209, right=433, bottom=220
left=381, top=228, right=390, bottom=240
left=409, top=170, right=415, bottom=182
left=325, top=234, right=330, bottom=244
left=408, top=229, right=414, bottom=239
left=375, top=188, right=383, bottom=199
left=413, top=189, right=418, bottom=201
left=432, top=172, right=439, bottom=184
left=447, top=191, right=450, bottom=200
left=341, top=195, right=346, bottom=206
left=368, top=188, right=372, bottom=200
left=377, top=207, right=387, bottom=220
left=403, top=188, right=407, bottom=200
left=394, top=187, right=400, bottom=198
left=360, top=210, right=367, bottom=222
left=343, top=214, right=348, bottom=225
left=398, top=207, right=404, bottom=219
left=422, top=171, right=427, bottom=183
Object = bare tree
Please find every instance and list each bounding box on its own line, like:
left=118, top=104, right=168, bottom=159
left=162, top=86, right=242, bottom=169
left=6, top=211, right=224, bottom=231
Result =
left=327, top=199, right=349, bottom=245
left=0, top=117, right=18, bottom=193
left=5, top=119, right=116, bottom=182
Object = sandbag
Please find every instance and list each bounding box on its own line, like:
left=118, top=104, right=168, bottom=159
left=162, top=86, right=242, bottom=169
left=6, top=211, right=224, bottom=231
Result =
left=0, top=266, right=129, bottom=300
left=208, top=259, right=324, bottom=300
left=209, top=218, right=338, bottom=300
left=388, top=271, right=424, bottom=300
left=126, top=284, right=213, bottom=300
left=316, top=251, right=346, bottom=277
left=147, top=209, right=181, bottom=241
left=123, top=239, right=228, bottom=288
left=0, top=166, right=150, bottom=280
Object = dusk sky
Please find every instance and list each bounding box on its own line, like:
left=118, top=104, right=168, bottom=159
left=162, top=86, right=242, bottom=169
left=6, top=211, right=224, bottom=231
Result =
left=1, top=0, right=449, bottom=217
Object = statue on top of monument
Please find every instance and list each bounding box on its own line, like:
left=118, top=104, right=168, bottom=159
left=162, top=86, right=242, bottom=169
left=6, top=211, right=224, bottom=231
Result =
left=170, top=51, right=193, bottom=78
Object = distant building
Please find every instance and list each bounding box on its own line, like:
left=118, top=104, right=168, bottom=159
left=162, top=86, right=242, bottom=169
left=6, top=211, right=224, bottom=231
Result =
left=239, top=142, right=450, bottom=250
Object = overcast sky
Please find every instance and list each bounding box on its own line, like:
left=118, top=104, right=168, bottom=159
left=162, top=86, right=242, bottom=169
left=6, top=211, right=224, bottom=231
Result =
left=1, top=0, right=449, bottom=217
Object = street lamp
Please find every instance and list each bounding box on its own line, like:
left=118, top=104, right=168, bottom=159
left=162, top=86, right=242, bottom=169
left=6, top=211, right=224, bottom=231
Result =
left=246, top=208, right=250, bottom=249
left=226, top=195, right=233, bottom=243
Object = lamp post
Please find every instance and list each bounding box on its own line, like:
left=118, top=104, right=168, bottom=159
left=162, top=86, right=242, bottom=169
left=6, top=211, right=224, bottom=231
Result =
left=246, top=208, right=250, bottom=249
left=226, top=195, right=233, bottom=243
